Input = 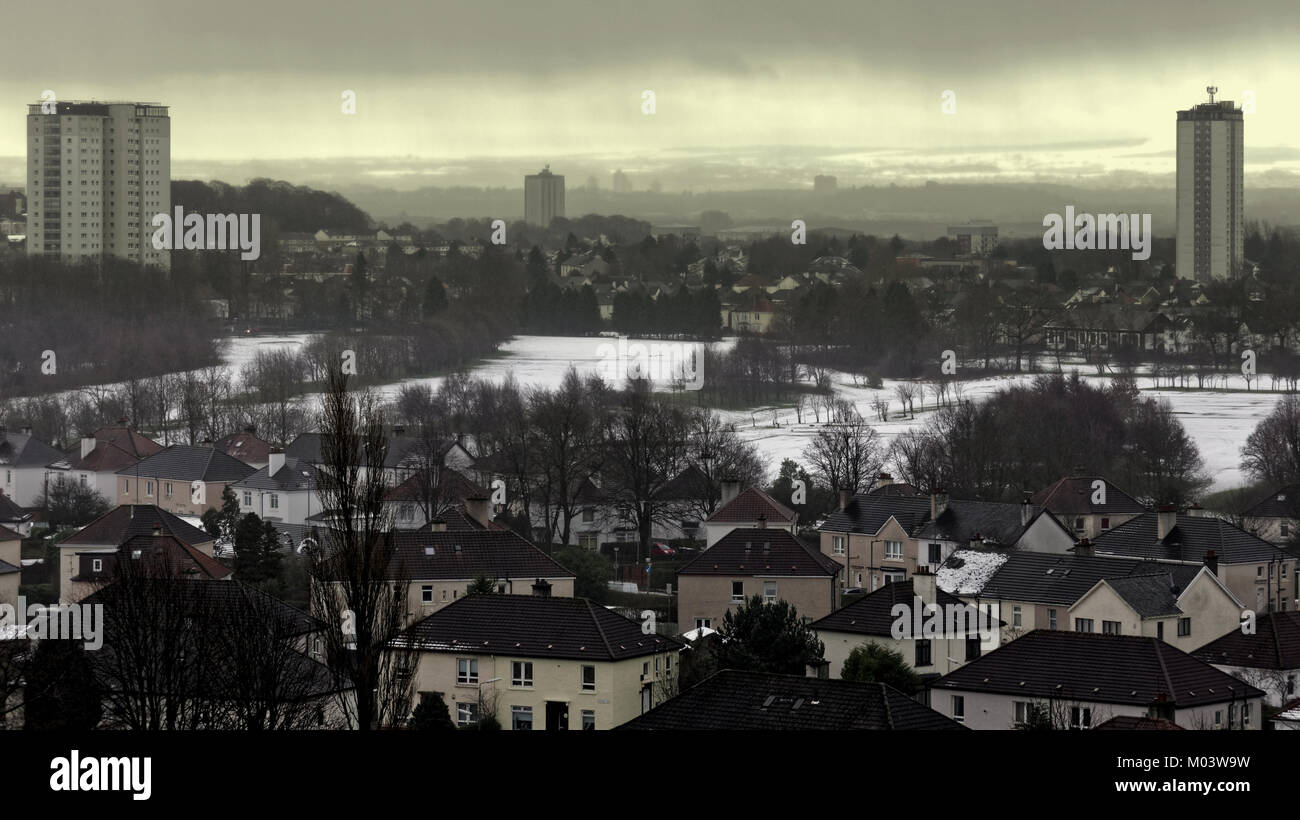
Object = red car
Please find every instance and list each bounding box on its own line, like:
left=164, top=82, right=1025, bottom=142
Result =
left=652, top=542, right=676, bottom=557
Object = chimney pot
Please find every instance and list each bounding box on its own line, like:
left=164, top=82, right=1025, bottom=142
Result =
left=838, top=488, right=850, bottom=510
left=931, top=488, right=948, bottom=520
left=1075, top=537, right=1094, bottom=557
left=1203, top=549, right=1219, bottom=576
left=1157, top=505, right=1177, bottom=541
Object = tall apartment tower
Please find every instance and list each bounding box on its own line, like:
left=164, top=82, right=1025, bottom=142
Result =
left=26, top=100, right=171, bottom=269
left=524, top=165, right=565, bottom=227
left=1176, top=87, right=1243, bottom=281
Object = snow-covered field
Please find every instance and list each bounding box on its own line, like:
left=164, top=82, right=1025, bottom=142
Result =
left=212, top=333, right=1284, bottom=492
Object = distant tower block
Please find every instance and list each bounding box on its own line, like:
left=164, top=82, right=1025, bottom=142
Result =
left=524, top=165, right=565, bottom=227
left=1176, top=87, right=1244, bottom=281
left=612, top=169, right=631, bottom=193
left=814, top=175, right=838, bottom=194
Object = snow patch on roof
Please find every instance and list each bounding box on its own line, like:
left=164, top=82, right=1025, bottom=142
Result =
left=938, top=549, right=1008, bottom=596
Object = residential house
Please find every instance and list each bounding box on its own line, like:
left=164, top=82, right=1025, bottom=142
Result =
left=819, top=492, right=932, bottom=590
left=116, top=445, right=256, bottom=516
left=214, top=426, right=273, bottom=469
left=231, top=452, right=322, bottom=527
left=391, top=529, right=576, bottom=623
left=1042, top=303, right=1171, bottom=353
left=1193, top=611, right=1300, bottom=708
left=1031, top=474, right=1145, bottom=539
left=1092, top=507, right=1298, bottom=614
left=618, top=669, right=965, bottom=730
left=568, top=465, right=715, bottom=550
left=286, top=430, right=474, bottom=485
left=677, top=527, right=840, bottom=633
left=813, top=571, right=999, bottom=680
left=396, top=594, right=682, bottom=729
left=703, top=484, right=797, bottom=548
left=1067, top=566, right=1242, bottom=651
left=73, top=532, right=234, bottom=592
left=0, top=526, right=21, bottom=604
left=1240, top=484, right=1300, bottom=544
left=385, top=467, right=490, bottom=531
left=47, top=425, right=163, bottom=503
left=910, top=496, right=1077, bottom=566
left=57, top=505, right=216, bottom=603
left=0, top=425, right=66, bottom=507
left=0, top=493, right=33, bottom=537
left=930, top=630, right=1266, bottom=730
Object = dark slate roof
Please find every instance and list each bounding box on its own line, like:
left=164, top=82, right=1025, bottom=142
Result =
left=678, top=529, right=840, bottom=577
left=1092, top=511, right=1287, bottom=564
left=0, top=493, right=30, bottom=523
left=385, top=468, right=486, bottom=503
left=117, top=445, right=256, bottom=482
left=61, top=504, right=214, bottom=547
left=0, top=431, right=65, bottom=467
left=1193, top=611, right=1300, bottom=670
left=913, top=500, right=1052, bottom=547
left=619, top=670, right=967, bottom=730
left=1100, top=573, right=1192, bottom=617
left=79, top=534, right=233, bottom=582
left=399, top=594, right=680, bottom=661
left=977, top=551, right=1201, bottom=606
left=708, top=488, right=796, bottom=524
left=653, top=465, right=712, bottom=501
left=1031, top=475, right=1145, bottom=515
left=812, top=579, right=980, bottom=636
left=1094, top=715, right=1184, bottom=730
left=390, top=530, right=575, bottom=581
left=1243, top=485, right=1300, bottom=519
left=0, top=558, right=18, bottom=575
left=233, top=457, right=321, bottom=491
left=932, top=630, right=1265, bottom=708
left=868, top=482, right=921, bottom=497
left=63, top=426, right=163, bottom=472
left=821, top=493, right=932, bottom=535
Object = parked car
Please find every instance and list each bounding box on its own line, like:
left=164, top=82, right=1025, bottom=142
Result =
left=651, top=542, right=676, bottom=557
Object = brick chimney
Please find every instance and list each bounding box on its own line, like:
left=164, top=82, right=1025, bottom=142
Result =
left=532, top=578, right=552, bottom=598
left=931, top=487, right=948, bottom=520
left=839, top=488, right=850, bottom=511
left=465, top=495, right=492, bottom=528
left=1075, top=537, right=1094, bottom=557
left=756, top=514, right=767, bottom=530
left=912, top=566, right=937, bottom=604
left=1147, top=692, right=1175, bottom=722
left=268, top=448, right=286, bottom=476
left=874, top=472, right=894, bottom=490
left=1157, top=505, right=1177, bottom=541
left=1020, top=498, right=1032, bottom=527
left=720, top=479, right=740, bottom=506
left=80, top=432, right=96, bottom=458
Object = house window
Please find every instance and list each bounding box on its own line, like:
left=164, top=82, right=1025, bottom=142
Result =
left=928, top=543, right=942, bottom=564
left=763, top=581, right=777, bottom=603
left=1215, top=710, right=1222, bottom=727
left=582, top=506, right=594, bottom=523
left=1178, top=617, right=1191, bottom=637
left=1157, top=621, right=1164, bottom=640
left=1069, top=706, right=1092, bottom=730
left=511, top=705, right=533, bottom=730
left=694, top=618, right=711, bottom=630
left=421, top=585, right=433, bottom=603
left=731, top=580, right=744, bottom=602
left=1074, top=518, right=1084, bottom=531
left=456, top=702, right=479, bottom=726
left=92, top=558, right=102, bottom=573
left=164, top=482, right=173, bottom=499
left=581, top=710, right=595, bottom=730
left=1283, top=523, right=1291, bottom=538
left=243, top=491, right=252, bottom=506
left=915, top=639, right=932, bottom=667
left=832, top=535, right=845, bottom=555
left=581, top=665, right=596, bottom=691
left=146, top=481, right=154, bottom=496
left=1075, top=618, right=1094, bottom=633
left=885, top=540, right=903, bottom=560
left=1014, top=700, right=1029, bottom=727
left=1012, top=606, right=1022, bottom=629
left=79, top=474, right=87, bottom=486
left=399, top=504, right=413, bottom=522
left=1100, top=517, right=1110, bottom=530
left=579, top=533, right=598, bottom=550
left=951, top=695, right=964, bottom=722
left=1243, top=702, right=1251, bottom=727
left=511, top=661, right=533, bottom=687
left=457, top=658, right=478, bottom=684
left=1048, top=609, right=1057, bottom=630
left=1102, top=620, right=1121, bottom=635
left=269, top=493, right=279, bottom=510
left=1286, top=674, right=1295, bottom=696
left=965, top=637, right=981, bottom=660
left=123, top=479, right=130, bottom=493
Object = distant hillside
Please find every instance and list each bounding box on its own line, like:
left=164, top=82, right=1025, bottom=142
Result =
left=171, top=178, right=372, bottom=234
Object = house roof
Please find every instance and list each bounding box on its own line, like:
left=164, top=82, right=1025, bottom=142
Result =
left=399, top=594, right=680, bottom=662
left=1093, top=573, right=1194, bottom=618
left=117, top=445, right=256, bottom=483
left=63, top=426, right=163, bottom=472
left=233, top=456, right=321, bottom=492
left=678, top=529, right=840, bottom=577
left=1031, top=475, right=1145, bottom=516
left=213, top=430, right=273, bottom=466
left=390, top=530, right=575, bottom=581
left=820, top=494, right=932, bottom=536
left=708, top=488, right=796, bottom=524
left=932, top=630, right=1265, bottom=708
left=81, top=534, right=233, bottom=582
left=0, top=558, right=18, bottom=575
left=285, top=432, right=424, bottom=469
left=0, top=430, right=65, bottom=467
left=618, top=670, right=966, bottom=730
left=1193, top=611, right=1300, bottom=670
left=974, top=551, right=1201, bottom=605
left=0, top=493, right=30, bottom=523
left=913, top=500, right=1057, bottom=547
left=1243, top=484, right=1300, bottom=519
left=61, top=504, right=214, bottom=547
left=1094, top=715, right=1184, bottom=730
left=1092, top=511, right=1287, bottom=564
left=812, top=578, right=980, bottom=636
left=385, top=468, right=486, bottom=503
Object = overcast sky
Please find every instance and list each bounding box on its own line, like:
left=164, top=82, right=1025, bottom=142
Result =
left=4, top=0, right=1300, bottom=189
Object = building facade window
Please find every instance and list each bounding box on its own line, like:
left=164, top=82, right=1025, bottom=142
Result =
left=1075, top=618, right=1094, bottom=633
left=511, top=661, right=533, bottom=687
left=915, top=639, right=932, bottom=667
left=763, top=581, right=777, bottom=603
left=457, top=658, right=478, bottom=684
left=511, top=705, right=533, bottom=730
left=1178, top=617, right=1191, bottom=637
left=581, top=665, right=596, bottom=691
left=731, top=580, right=744, bottom=602
left=885, top=540, right=903, bottom=560
left=951, top=695, right=964, bottom=722
left=1102, top=620, right=1122, bottom=635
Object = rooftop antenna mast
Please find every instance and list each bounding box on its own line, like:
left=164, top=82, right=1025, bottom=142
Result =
left=1207, top=85, right=1218, bottom=103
